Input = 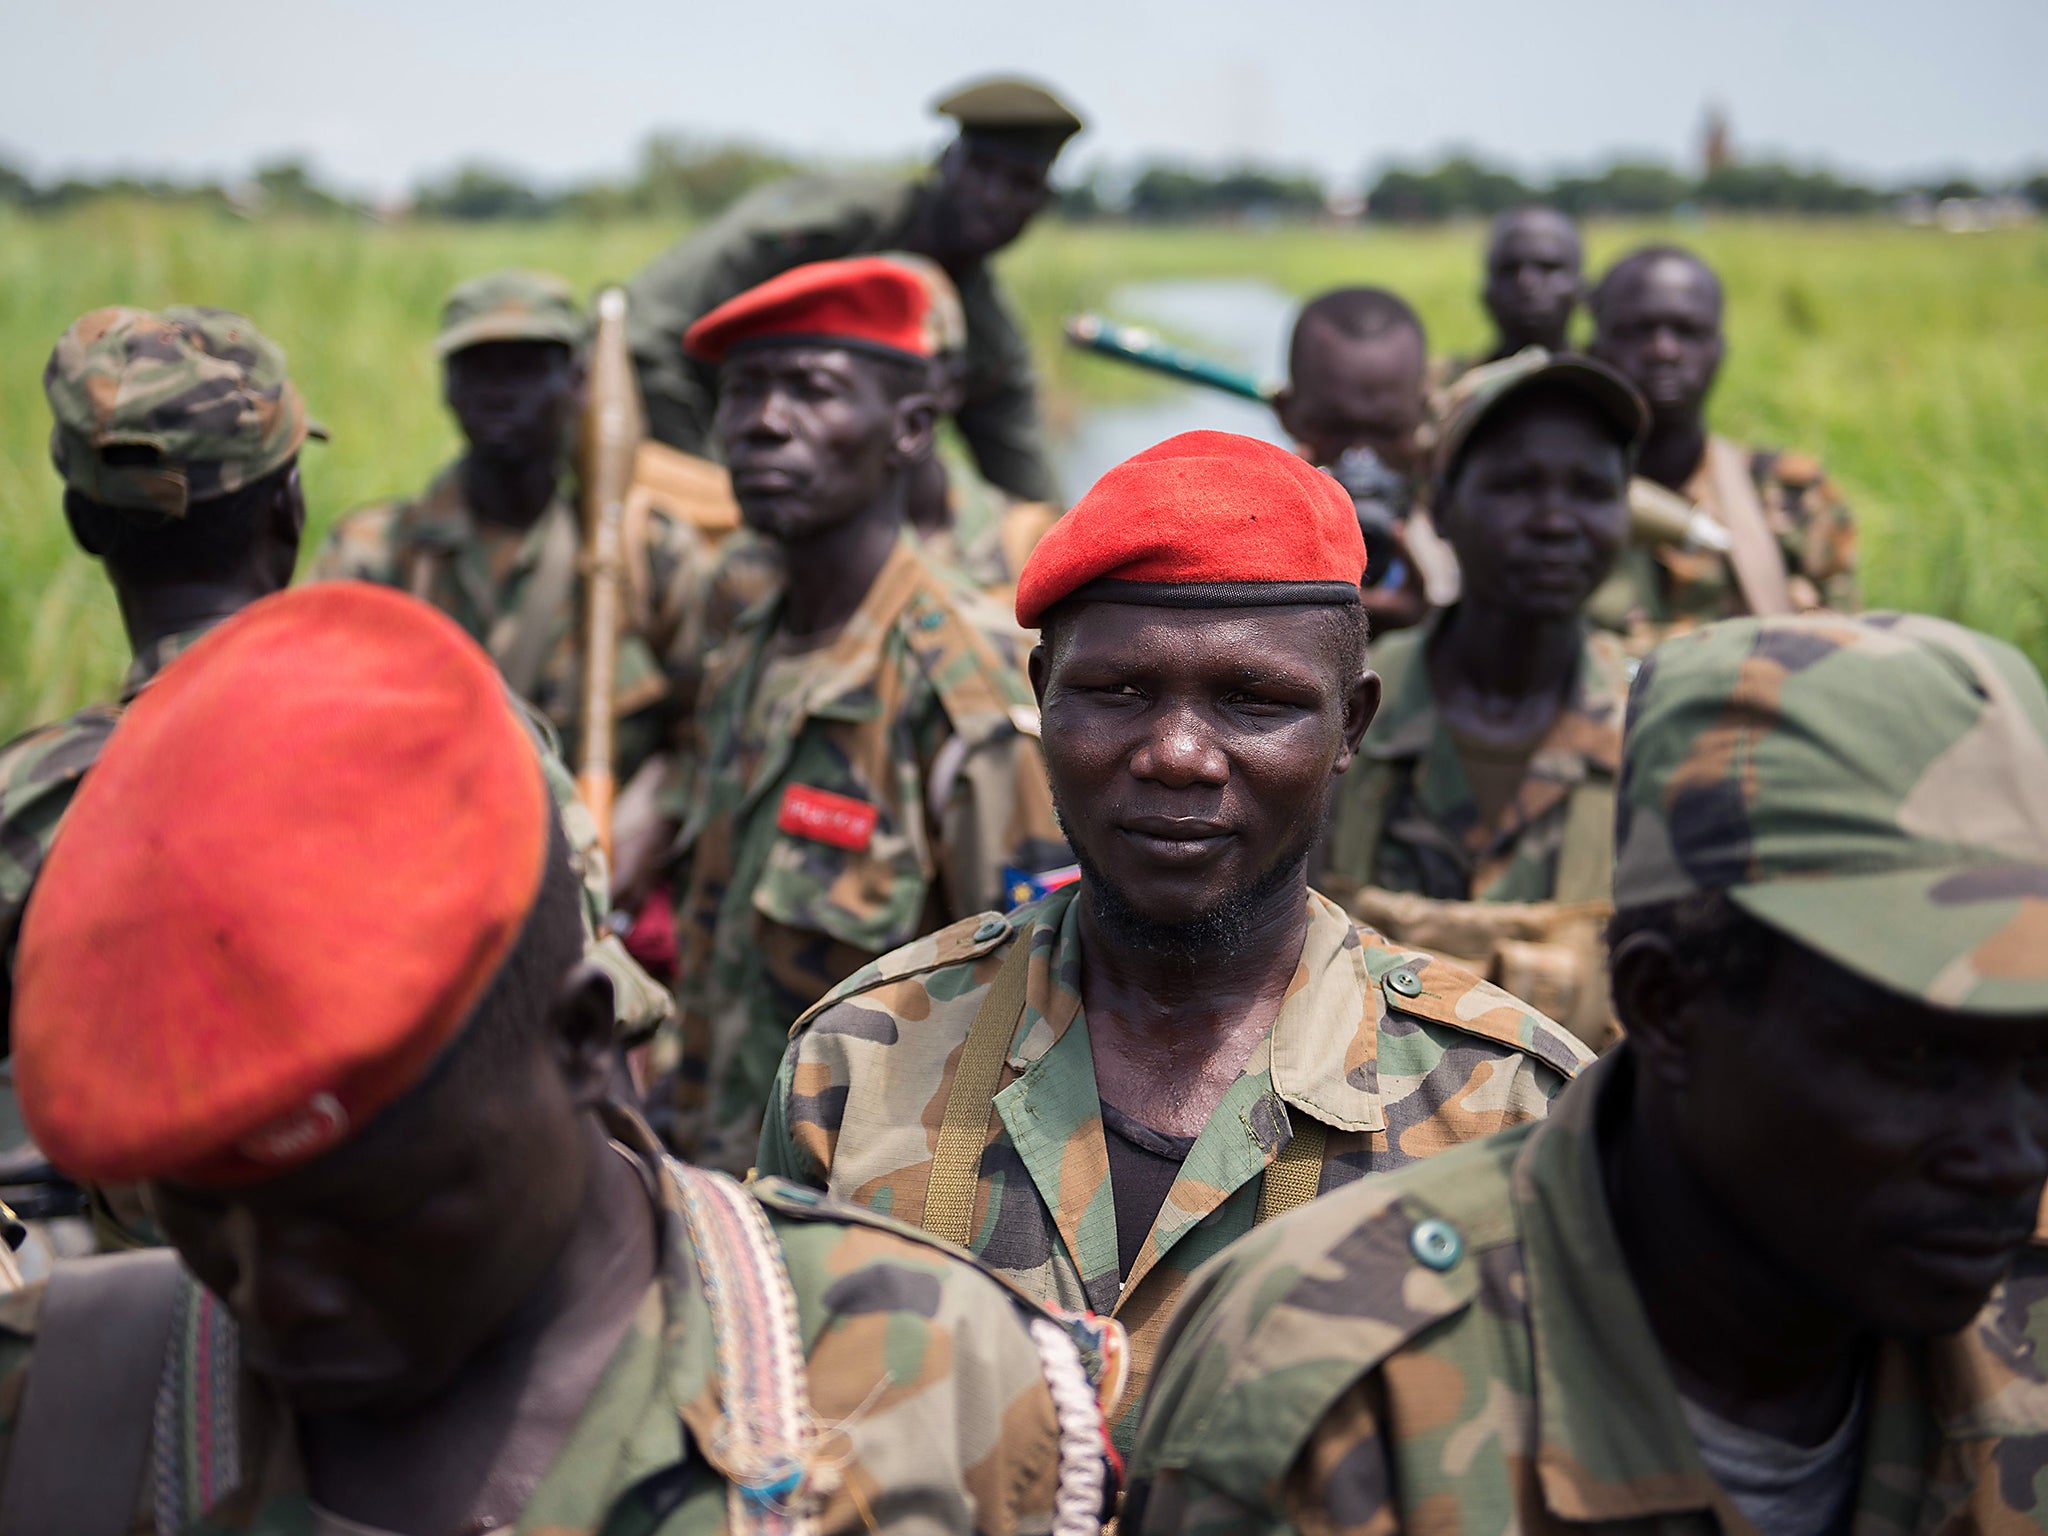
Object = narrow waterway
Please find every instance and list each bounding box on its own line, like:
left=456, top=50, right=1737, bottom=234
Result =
left=1057, top=277, right=1297, bottom=496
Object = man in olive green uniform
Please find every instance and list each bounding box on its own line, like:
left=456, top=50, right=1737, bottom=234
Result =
left=759, top=430, right=1595, bottom=1455
left=313, top=270, right=708, bottom=792
left=0, top=305, right=670, bottom=1149
left=0, top=583, right=1122, bottom=1533
left=1129, top=611, right=2048, bottom=1536
left=1321, top=352, right=1645, bottom=908
left=1429, top=205, right=1586, bottom=395
left=1588, top=244, right=1858, bottom=632
left=626, top=77, right=1083, bottom=506
left=665, top=257, right=1070, bottom=1176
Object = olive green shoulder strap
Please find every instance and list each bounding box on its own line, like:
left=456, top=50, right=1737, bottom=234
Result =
left=1325, top=631, right=1426, bottom=889
left=1553, top=779, right=1617, bottom=906
left=920, top=937, right=1032, bottom=1246
left=1255, top=1119, right=1328, bottom=1223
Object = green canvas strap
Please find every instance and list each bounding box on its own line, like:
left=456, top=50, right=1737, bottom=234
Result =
left=1553, top=778, right=1618, bottom=906
left=921, top=936, right=1033, bottom=1247
left=1256, top=1118, right=1328, bottom=1224
left=489, top=503, right=583, bottom=703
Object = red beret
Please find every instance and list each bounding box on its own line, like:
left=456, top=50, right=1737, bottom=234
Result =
left=684, top=256, right=939, bottom=365
left=1015, top=430, right=1365, bottom=627
left=13, top=583, right=549, bottom=1184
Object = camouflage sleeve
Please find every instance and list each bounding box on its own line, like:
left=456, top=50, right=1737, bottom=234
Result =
left=953, top=276, right=1059, bottom=505
left=1278, top=1378, right=1401, bottom=1536
left=0, top=718, right=112, bottom=1041
left=753, top=1036, right=825, bottom=1187
left=770, top=1199, right=1099, bottom=1535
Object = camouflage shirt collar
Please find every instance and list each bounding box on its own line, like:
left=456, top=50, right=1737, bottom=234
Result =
left=1364, top=609, right=1626, bottom=777
left=121, top=621, right=226, bottom=701
left=1004, top=882, right=1386, bottom=1133
left=402, top=458, right=574, bottom=563
left=735, top=534, right=939, bottom=726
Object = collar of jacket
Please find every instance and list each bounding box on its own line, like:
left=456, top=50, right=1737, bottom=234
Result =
left=1362, top=608, right=1625, bottom=778
left=732, top=534, right=942, bottom=728
left=1000, top=881, right=1391, bottom=1135
left=1513, top=1044, right=2045, bottom=1525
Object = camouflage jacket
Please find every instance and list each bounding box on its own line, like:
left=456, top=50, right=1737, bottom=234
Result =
left=0, top=618, right=670, bottom=1066
left=668, top=536, right=1067, bottom=1174
left=1591, top=435, right=1860, bottom=634
left=1126, top=1043, right=2048, bottom=1535
left=0, top=1106, right=1120, bottom=1533
left=624, top=172, right=1058, bottom=504
left=311, top=460, right=709, bottom=786
left=1320, top=614, right=1630, bottom=904
left=757, top=881, right=1594, bottom=1454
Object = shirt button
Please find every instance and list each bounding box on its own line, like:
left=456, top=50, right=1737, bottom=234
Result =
left=1385, top=967, right=1422, bottom=998
left=973, top=915, right=1010, bottom=943
left=1410, top=1217, right=1463, bottom=1271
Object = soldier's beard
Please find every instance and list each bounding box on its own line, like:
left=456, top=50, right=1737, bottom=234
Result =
left=1056, top=792, right=1314, bottom=962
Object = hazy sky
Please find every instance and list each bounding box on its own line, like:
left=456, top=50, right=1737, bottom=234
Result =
left=4, top=0, right=2042, bottom=195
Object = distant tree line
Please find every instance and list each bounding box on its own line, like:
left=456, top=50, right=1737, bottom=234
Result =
left=0, top=139, right=2041, bottom=225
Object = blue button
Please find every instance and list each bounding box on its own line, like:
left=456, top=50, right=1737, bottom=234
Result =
left=972, top=915, right=1010, bottom=943
left=1410, top=1217, right=1463, bottom=1270
left=1385, top=967, right=1422, bottom=998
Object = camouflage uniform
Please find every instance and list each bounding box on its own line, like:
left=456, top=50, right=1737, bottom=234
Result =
left=668, top=536, right=1068, bottom=1174
left=1591, top=438, right=1860, bottom=633
left=0, top=1105, right=1122, bottom=1533
left=1127, top=611, right=2048, bottom=1533
left=757, top=881, right=1594, bottom=1453
left=1126, top=1046, right=2048, bottom=1535
left=1320, top=614, right=1630, bottom=905
left=310, top=270, right=708, bottom=786
left=625, top=173, right=1058, bottom=504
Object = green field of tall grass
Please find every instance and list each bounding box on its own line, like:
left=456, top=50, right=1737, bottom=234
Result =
left=3, top=203, right=2044, bottom=738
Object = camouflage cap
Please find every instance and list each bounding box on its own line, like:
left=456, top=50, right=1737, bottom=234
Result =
left=1434, top=347, right=1646, bottom=505
left=1614, top=612, right=2048, bottom=1012
left=435, top=268, right=585, bottom=357
left=45, top=305, right=325, bottom=519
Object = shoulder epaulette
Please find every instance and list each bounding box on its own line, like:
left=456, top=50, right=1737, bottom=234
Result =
left=788, top=907, right=1020, bottom=1035
left=1357, top=933, right=1594, bottom=1080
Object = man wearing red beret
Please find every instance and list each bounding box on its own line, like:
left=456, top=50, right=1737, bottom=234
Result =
left=758, top=429, right=1595, bottom=1452
left=661, top=256, right=1071, bottom=1174
left=0, top=583, right=1122, bottom=1532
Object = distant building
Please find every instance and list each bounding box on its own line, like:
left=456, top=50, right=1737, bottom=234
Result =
left=1701, top=105, right=1735, bottom=176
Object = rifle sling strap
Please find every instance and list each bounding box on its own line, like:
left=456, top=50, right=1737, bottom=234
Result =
left=489, top=502, right=584, bottom=703
left=1257, top=1119, right=1328, bottom=1224
left=1704, top=438, right=1795, bottom=618
left=0, top=1247, right=185, bottom=1536
left=921, top=936, right=1033, bottom=1246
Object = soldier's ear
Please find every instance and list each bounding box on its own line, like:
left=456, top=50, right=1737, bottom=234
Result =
left=1334, top=667, right=1380, bottom=772
left=1028, top=642, right=1049, bottom=707
left=546, top=961, right=617, bottom=1108
left=1270, top=384, right=1301, bottom=443
left=889, top=389, right=939, bottom=469
left=1610, top=931, right=1694, bottom=1090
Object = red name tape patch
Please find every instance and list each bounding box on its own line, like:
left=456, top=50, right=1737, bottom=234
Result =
left=778, top=785, right=879, bottom=851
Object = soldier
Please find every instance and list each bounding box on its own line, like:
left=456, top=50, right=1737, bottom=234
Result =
left=0, top=306, right=320, bottom=1049
left=1128, top=610, right=2048, bottom=1535
left=1271, top=287, right=1448, bottom=630
left=625, top=76, right=1083, bottom=506
left=1588, top=245, right=1859, bottom=629
left=664, top=256, right=1069, bottom=1175
left=1320, top=352, right=1644, bottom=907
left=757, top=430, right=1595, bottom=1454
left=312, top=269, right=704, bottom=792
left=0, top=582, right=1123, bottom=1532
left=0, top=305, right=672, bottom=1173
left=1427, top=208, right=1584, bottom=398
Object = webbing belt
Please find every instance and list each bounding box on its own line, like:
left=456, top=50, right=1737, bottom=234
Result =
left=922, top=936, right=1032, bottom=1246
left=920, top=934, right=1331, bottom=1246
left=1256, top=1118, right=1327, bottom=1223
